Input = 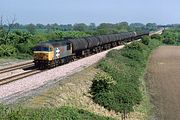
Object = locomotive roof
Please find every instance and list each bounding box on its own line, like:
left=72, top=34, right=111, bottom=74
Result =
left=37, top=40, right=69, bottom=47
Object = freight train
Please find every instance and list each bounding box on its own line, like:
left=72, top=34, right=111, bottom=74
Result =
left=33, top=31, right=150, bottom=69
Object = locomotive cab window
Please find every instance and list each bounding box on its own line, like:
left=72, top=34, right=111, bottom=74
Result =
left=43, top=47, right=50, bottom=51
left=67, top=43, right=71, bottom=50
left=34, top=46, right=52, bottom=51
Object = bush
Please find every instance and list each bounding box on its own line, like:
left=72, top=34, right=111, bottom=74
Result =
left=161, top=28, right=180, bottom=45
left=121, top=42, right=149, bottom=62
left=123, top=41, right=148, bottom=52
left=141, top=36, right=150, bottom=45
left=151, top=34, right=163, bottom=41
left=91, top=72, right=116, bottom=95
left=0, top=44, right=17, bottom=57
left=16, top=42, right=34, bottom=55
left=121, top=49, right=146, bottom=62
left=148, top=39, right=162, bottom=50
left=163, top=39, right=176, bottom=45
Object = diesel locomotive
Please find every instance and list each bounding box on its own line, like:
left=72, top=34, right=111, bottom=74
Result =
left=33, top=31, right=149, bottom=68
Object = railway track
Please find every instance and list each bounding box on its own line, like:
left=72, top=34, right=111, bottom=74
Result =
left=0, top=61, right=34, bottom=74
left=0, top=69, right=42, bottom=85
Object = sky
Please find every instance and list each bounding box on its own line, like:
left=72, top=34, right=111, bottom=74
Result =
left=0, top=0, right=179, bottom=25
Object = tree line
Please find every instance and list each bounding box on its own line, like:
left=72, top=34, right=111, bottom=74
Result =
left=0, top=17, right=179, bottom=59
left=1, top=22, right=159, bottom=35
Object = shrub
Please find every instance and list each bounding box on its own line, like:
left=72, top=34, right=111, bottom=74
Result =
left=0, top=44, right=17, bottom=57
left=151, top=34, right=163, bottom=41
left=121, top=49, right=146, bottom=62
left=91, top=72, right=116, bottom=95
left=16, top=42, right=34, bottom=55
left=141, top=36, right=150, bottom=45
left=121, top=42, right=149, bottom=62
left=123, top=41, right=148, bottom=52
left=148, top=39, right=162, bottom=50
left=163, top=39, right=176, bottom=45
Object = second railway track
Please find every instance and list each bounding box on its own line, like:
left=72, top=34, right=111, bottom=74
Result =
left=0, top=61, right=34, bottom=74
left=0, top=61, right=42, bottom=85
left=0, top=69, right=42, bottom=85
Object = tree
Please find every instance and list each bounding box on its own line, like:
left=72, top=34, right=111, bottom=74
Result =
left=51, top=23, right=59, bottom=31
left=146, top=23, right=157, bottom=31
left=13, top=23, right=21, bottom=29
left=73, top=23, right=88, bottom=31
left=89, top=23, right=96, bottom=30
left=59, top=24, right=73, bottom=31
left=36, top=24, right=45, bottom=29
left=0, top=16, right=3, bottom=29
left=46, top=24, right=51, bottom=33
left=97, top=23, right=116, bottom=35
left=0, top=15, right=16, bottom=44
left=115, top=22, right=128, bottom=32
left=129, top=23, right=145, bottom=32
left=26, top=24, right=36, bottom=35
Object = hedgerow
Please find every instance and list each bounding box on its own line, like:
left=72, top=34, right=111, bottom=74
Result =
left=91, top=37, right=162, bottom=114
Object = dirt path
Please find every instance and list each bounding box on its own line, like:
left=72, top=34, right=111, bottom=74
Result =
left=146, top=46, right=180, bottom=120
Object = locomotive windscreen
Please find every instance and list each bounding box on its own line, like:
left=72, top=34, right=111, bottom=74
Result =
left=33, top=46, right=52, bottom=51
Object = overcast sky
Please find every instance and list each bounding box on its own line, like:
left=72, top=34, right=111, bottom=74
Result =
left=0, top=0, right=179, bottom=25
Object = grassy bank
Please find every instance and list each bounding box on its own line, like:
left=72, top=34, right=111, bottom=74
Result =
left=91, top=36, right=162, bottom=118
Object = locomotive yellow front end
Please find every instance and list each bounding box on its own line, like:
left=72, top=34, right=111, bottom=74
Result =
left=33, top=44, right=54, bottom=68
